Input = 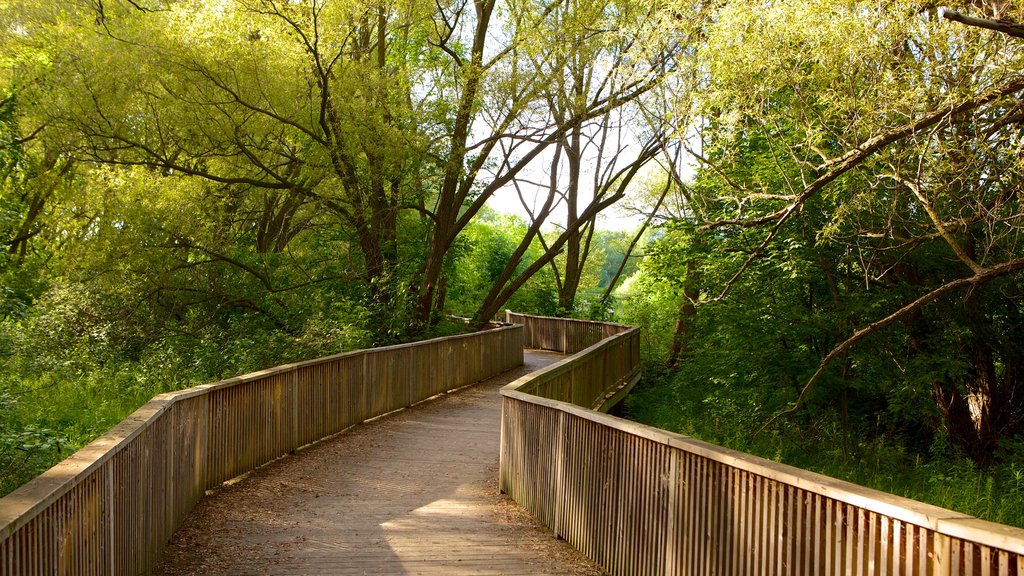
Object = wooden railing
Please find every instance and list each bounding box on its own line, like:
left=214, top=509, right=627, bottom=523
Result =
left=500, top=316, right=1024, bottom=576
left=503, top=311, right=639, bottom=412
left=506, top=311, right=634, bottom=355
left=0, top=325, right=523, bottom=576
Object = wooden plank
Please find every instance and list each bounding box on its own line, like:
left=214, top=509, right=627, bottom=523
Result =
left=664, top=450, right=680, bottom=576
left=855, top=508, right=865, bottom=575
left=789, top=486, right=800, bottom=576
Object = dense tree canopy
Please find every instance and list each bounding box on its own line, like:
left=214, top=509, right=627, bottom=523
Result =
left=621, top=0, right=1024, bottom=470
left=1, top=0, right=675, bottom=338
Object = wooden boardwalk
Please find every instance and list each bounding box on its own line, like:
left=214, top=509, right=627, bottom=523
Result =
left=152, top=351, right=603, bottom=576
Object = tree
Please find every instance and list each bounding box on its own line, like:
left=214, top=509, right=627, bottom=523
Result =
left=7, top=0, right=678, bottom=336
left=459, top=0, right=680, bottom=325
left=668, top=0, right=1024, bottom=463
left=9, top=0, right=436, bottom=340
left=411, top=0, right=677, bottom=328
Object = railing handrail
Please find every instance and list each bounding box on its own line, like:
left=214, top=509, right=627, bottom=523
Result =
left=500, top=314, right=1024, bottom=575
left=505, top=389, right=1024, bottom=549
left=502, top=325, right=640, bottom=411
left=155, top=322, right=513, bottom=399
left=504, top=311, right=634, bottom=331
left=0, top=323, right=504, bottom=529
left=0, top=323, right=524, bottom=574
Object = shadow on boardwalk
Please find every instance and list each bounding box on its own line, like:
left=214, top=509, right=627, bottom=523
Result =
left=153, top=351, right=605, bottom=576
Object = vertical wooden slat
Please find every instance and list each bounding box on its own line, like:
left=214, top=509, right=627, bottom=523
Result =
left=788, top=487, right=799, bottom=575
left=907, top=522, right=916, bottom=576
left=935, top=532, right=952, bottom=576
left=876, top=510, right=884, bottom=573
left=826, top=497, right=836, bottom=575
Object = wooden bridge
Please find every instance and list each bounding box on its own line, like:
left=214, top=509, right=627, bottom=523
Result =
left=3, top=313, right=1024, bottom=575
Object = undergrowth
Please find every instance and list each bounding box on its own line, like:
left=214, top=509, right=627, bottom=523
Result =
left=622, top=364, right=1024, bottom=529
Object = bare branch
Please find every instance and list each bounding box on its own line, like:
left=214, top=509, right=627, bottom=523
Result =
left=756, top=256, right=1024, bottom=436
left=599, top=175, right=672, bottom=306
left=938, top=7, right=1024, bottom=39
left=883, top=172, right=983, bottom=273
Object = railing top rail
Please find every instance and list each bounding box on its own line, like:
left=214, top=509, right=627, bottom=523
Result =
left=173, top=321, right=516, bottom=397
left=501, top=327, right=639, bottom=395
left=504, top=311, right=634, bottom=331
left=0, top=395, right=173, bottom=540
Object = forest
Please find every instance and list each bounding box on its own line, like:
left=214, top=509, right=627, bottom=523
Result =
left=2, top=0, right=1024, bottom=528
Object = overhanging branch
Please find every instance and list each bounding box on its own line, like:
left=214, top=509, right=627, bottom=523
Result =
left=938, top=7, right=1024, bottom=39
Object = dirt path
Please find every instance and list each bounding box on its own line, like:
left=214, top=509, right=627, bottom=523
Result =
left=153, top=351, right=604, bottom=576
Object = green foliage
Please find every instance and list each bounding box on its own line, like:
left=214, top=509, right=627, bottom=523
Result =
left=0, top=390, right=64, bottom=495
left=623, top=369, right=1024, bottom=528
left=446, top=209, right=559, bottom=317
left=0, top=276, right=375, bottom=495
left=619, top=0, right=1024, bottom=512
left=0, top=0, right=1022, bottom=533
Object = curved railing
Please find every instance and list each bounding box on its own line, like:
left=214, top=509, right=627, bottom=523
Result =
left=500, top=315, right=1024, bottom=576
left=9, top=312, right=1024, bottom=576
left=506, top=311, right=637, bottom=356
left=0, top=325, right=523, bottom=576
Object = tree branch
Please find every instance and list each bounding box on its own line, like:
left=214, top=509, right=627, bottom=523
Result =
left=938, top=7, right=1024, bottom=39
left=756, top=256, right=1024, bottom=436
left=701, top=76, right=1024, bottom=234
left=599, top=175, right=671, bottom=306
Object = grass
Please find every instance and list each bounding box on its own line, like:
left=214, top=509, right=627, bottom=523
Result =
left=0, top=362, right=195, bottom=495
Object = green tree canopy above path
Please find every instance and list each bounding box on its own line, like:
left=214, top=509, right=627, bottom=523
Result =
left=5, top=0, right=1024, bottom=479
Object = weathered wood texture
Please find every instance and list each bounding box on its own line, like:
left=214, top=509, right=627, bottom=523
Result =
left=500, top=315, right=1024, bottom=576
left=503, top=313, right=640, bottom=412
left=0, top=324, right=523, bottom=576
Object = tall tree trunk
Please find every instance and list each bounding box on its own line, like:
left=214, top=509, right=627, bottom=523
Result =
left=412, top=0, right=497, bottom=331
left=557, top=125, right=584, bottom=315
left=667, top=258, right=699, bottom=368
left=929, top=310, right=1021, bottom=464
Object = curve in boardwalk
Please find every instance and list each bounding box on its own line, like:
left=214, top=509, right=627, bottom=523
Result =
left=152, top=350, right=602, bottom=576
